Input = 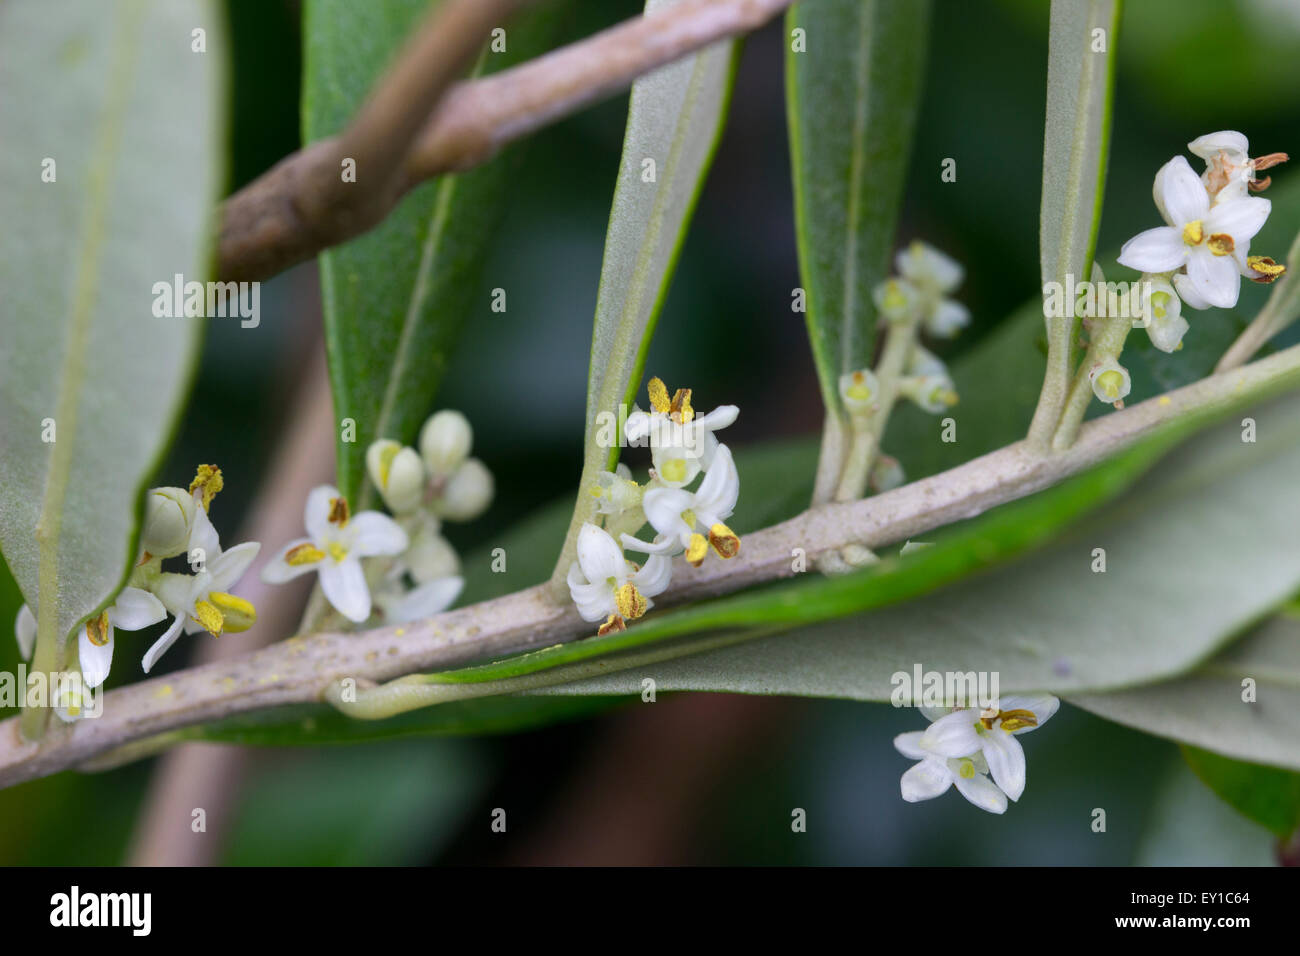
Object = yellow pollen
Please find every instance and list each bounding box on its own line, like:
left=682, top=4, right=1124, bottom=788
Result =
left=708, top=522, right=740, bottom=559
left=597, top=614, right=626, bottom=636
left=686, top=533, right=709, bottom=566
left=189, top=464, right=223, bottom=510
left=1247, top=256, right=1286, bottom=283
left=210, top=591, right=256, bottom=632
left=615, top=582, right=647, bottom=620
left=327, top=541, right=349, bottom=563
left=1206, top=233, right=1235, bottom=256
left=192, top=599, right=224, bottom=636
left=1096, top=369, right=1124, bottom=400
left=670, top=387, right=694, bottom=424
left=981, top=708, right=1039, bottom=732
left=1182, top=220, right=1204, bottom=246
left=327, top=496, right=350, bottom=527
left=285, top=543, right=325, bottom=566
left=647, top=376, right=672, bottom=413
left=660, top=458, right=688, bottom=484
left=86, top=611, right=111, bottom=647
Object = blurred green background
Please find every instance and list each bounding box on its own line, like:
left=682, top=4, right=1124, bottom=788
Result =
left=1, top=0, right=1296, bottom=865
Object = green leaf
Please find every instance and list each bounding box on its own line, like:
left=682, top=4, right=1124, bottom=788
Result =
left=0, top=1, right=221, bottom=659
left=1027, top=0, right=1121, bottom=443
left=304, top=0, right=572, bottom=505
left=1181, top=745, right=1300, bottom=838
left=786, top=0, right=930, bottom=488
left=1135, top=759, right=1277, bottom=865
left=550, top=0, right=739, bottom=587
left=520, top=387, right=1300, bottom=702
left=1072, top=615, right=1300, bottom=772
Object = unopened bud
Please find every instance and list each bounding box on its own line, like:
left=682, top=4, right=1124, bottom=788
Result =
left=419, top=410, right=473, bottom=476
left=142, top=487, right=196, bottom=558
left=366, top=440, right=425, bottom=514
left=436, top=458, right=494, bottom=522
left=1089, top=359, right=1131, bottom=405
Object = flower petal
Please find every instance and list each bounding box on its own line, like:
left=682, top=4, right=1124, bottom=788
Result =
left=1188, top=130, right=1249, bottom=163
left=346, top=511, right=409, bottom=558
left=1172, top=271, right=1214, bottom=310
left=894, top=730, right=930, bottom=760
left=694, top=444, right=739, bottom=520
left=304, top=485, right=340, bottom=542
left=107, top=586, right=167, bottom=631
left=1205, top=196, right=1271, bottom=245
left=620, top=532, right=680, bottom=556
left=576, top=523, right=627, bottom=584
left=631, top=552, right=673, bottom=598
left=207, top=541, right=261, bottom=592
left=260, top=537, right=322, bottom=584
left=1156, top=155, right=1210, bottom=225
left=952, top=769, right=1008, bottom=814
left=900, top=758, right=952, bottom=802
left=1184, top=249, right=1241, bottom=309
left=319, top=558, right=371, bottom=623
left=1116, top=226, right=1187, bottom=273
left=79, top=625, right=114, bottom=689
left=141, top=615, right=186, bottom=673
left=918, top=708, right=982, bottom=757
left=980, top=729, right=1027, bottom=801
left=567, top=561, right=614, bottom=622
left=926, top=299, right=970, bottom=338
left=998, top=693, right=1061, bottom=731
left=641, top=488, right=695, bottom=545
left=383, top=576, right=463, bottom=624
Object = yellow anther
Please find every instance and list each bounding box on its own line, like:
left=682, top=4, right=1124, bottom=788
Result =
left=210, top=591, right=256, bottom=632
left=615, top=582, right=648, bottom=621
left=686, top=533, right=709, bottom=566
left=327, top=496, right=350, bottom=527
left=192, top=599, right=225, bottom=636
left=1247, top=256, right=1286, bottom=283
left=1206, top=233, right=1235, bottom=256
left=327, top=541, right=349, bottom=563
left=981, top=708, right=1039, bottom=732
left=708, top=522, right=740, bottom=559
left=647, top=376, right=672, bottom=413
left=85, top=611, right=111, bottom=647
left=1182, top=220, right=1204, bottom=246
left=845, top=371, right=874, bottom=403
left=189, top=464, right=224, bottom=510
left=285, top=543, right=325, bottom=566
left=597, top=614, right=627, bottom=636
left=669, top=387, right=694, bottom=424
left=659, top=458, right=688, bottom=484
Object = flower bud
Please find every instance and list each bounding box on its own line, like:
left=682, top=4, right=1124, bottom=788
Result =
left=838, top=369, right=881, bottom=415
left=142, top=486, right=196, bottom=558
left=1089, top=359, right=1131, bottom=405
left=366, top=440, right=425, bottom=514
left=406, top=526, right=461, bottom=584
left=1140, top=279, right=1188, bottom=354
left=436, top=458, right=494, bottom=522
left=873, top=278, right=921, bottom=324
left=870, top=455, right=906, bottom=494
left=419, top=410, right=472, bottom=476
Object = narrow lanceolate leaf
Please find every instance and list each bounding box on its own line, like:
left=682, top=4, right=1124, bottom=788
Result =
left=0, top=0, right=221, bottom=695
left=1072, top=617, right=1300, bottom=773
left=1026, top=0, right=1121, bottom=446
left=549, top=0, right=738, bottom=591
left=1181, top=746, right=1300, bottom=838
left=522, top=388, right=1300, bottom=704
left=305, top=0, right=571, bottom=506
left=786, top=0, right=930, bottom=499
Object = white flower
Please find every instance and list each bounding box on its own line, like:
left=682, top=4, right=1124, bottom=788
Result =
left=624, top=378, right=738, bottom=489
left=1139, top=277, right=1189, bottom=353
left=366, top=440, right=426, bottom=515
left=146, top=542, right=261, bottom=672
left=261, top=485, right=406, bottom=624
left=1188, top=130, right=1252, bottom=201
left=436, top=457, right=494, bottom=521
left=589, top=463, right=642, bottom=516
left=623, top=444, right=741, bottom=566
left=419, top=410, right=473, bottom=477
left=899, top=346, right=959, bottom=414
left=1118, top=155, right=1270, bottom=309
left=567, top=523, right=672, bottom=632
left=400, top=513, right=461, bottom=584
left=895, top=241, right=969, bottom=337
left=912, top=694, right=1060, bottom=803
left=873, top=277, right=922, bottom=324
left=77, top=587, right=168, bottom=688
left=1089, top=358, right=1131, bottom=405
left=870, top=455, right=905, bottom=493
left=894, top=738, right=1008, bottom=814
left=141, top=486, right=199, bottom=559
left=838, top=369, right=880, bottom=416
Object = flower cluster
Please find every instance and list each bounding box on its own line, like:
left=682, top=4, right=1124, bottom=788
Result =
left=894, top=694, right=1058, bottom=814
left=567, top=377, right=740, bottom=635
left=13, top=465, right=261, bottom=721
left=261, top=410, right=491, bottom=626
left=1114, top=131, right=1287, bottom=395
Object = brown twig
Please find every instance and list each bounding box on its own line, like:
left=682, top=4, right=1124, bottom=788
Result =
left=3, top=343, right=1300, bottom=789
left=217, top=0, right=797, bottom=281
